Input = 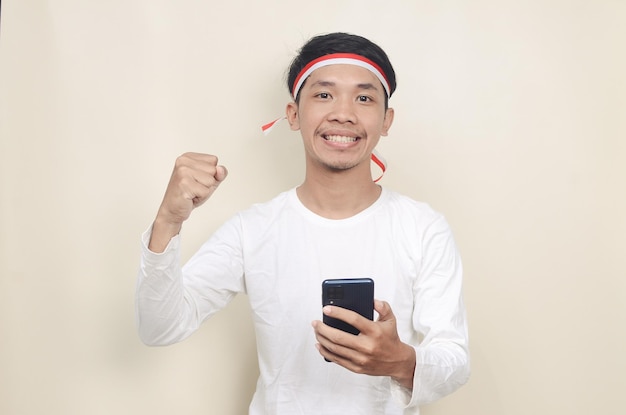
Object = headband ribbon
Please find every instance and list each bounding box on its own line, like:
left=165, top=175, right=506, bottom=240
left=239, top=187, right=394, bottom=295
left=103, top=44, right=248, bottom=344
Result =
left=262, top=53, right=390, bottom=182
left=291, top=53, right=391, bottom=99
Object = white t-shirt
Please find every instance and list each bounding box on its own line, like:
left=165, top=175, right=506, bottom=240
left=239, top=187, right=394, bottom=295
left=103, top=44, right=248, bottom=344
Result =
left=136, top=187, right=470, bottom=415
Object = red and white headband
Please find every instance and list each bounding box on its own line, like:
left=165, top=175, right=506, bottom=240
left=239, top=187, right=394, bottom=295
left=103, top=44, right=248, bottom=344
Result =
left=261, top=53, right=391, bottom=182
left=291, top=53, right=391, bottom=99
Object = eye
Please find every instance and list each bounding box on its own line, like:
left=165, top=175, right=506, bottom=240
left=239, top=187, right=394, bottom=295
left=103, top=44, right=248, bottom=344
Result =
left=357, top=95, right=372, bottom=102
left=316, top=92, right=331, bottom=99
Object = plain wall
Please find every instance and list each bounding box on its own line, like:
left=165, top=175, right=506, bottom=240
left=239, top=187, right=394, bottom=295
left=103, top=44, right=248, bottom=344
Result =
left=1, top=1, right=625, bottom=414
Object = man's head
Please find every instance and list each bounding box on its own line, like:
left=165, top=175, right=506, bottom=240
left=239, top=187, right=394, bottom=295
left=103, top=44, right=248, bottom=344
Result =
left=284, top=33, right=396, bottom=178
left=287, top=33, right=397, bottom=108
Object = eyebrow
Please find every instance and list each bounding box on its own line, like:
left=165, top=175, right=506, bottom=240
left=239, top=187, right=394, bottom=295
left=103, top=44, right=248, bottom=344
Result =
left=357, top=83, right=379, bottom=91
left=310, top=80, right=335, bottom=88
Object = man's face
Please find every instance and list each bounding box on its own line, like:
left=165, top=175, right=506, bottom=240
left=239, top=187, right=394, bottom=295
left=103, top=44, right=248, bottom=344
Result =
left=287, top=64, right=394, bottom=175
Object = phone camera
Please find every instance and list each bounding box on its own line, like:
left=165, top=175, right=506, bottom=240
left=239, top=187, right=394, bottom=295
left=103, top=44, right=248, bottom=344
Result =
left=328, top=286, right=344, bottom=300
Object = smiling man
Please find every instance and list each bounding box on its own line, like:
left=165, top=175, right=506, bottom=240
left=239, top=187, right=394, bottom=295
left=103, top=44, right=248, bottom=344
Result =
left=136, top=32, right=470, bottom=414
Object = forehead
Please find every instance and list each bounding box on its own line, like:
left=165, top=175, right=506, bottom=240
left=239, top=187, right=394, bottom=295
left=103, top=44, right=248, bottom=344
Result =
left=304, top=64, right=384, bottom=91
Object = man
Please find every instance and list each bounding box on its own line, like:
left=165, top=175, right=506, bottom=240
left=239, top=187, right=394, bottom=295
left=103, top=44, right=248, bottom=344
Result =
left=136, top=32, right=469, bottom=414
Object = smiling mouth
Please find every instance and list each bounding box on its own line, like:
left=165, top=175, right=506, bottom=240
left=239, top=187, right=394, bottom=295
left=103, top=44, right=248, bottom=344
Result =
left=323, top=134, right=358, bottom=143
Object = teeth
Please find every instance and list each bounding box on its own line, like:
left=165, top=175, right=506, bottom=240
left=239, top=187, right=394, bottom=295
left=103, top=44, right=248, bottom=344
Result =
left=325, top=135, right=357, bottom=143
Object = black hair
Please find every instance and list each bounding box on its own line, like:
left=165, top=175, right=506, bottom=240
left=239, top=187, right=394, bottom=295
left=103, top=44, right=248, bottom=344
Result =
left=287, top=32, right=397, bottom=107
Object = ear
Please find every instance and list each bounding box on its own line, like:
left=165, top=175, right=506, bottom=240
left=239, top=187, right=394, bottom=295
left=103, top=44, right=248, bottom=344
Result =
left=286, top=102, right=300, bottom=131
left=380, top=107, right=394, bottom=137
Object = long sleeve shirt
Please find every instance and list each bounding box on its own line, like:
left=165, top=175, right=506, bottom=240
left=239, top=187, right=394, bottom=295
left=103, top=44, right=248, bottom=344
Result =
left=136, top=187, right=470, bottom=414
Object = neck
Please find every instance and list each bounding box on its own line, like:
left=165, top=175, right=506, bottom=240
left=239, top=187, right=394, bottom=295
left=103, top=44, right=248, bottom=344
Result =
left=297, top=169, right=382, bottom=219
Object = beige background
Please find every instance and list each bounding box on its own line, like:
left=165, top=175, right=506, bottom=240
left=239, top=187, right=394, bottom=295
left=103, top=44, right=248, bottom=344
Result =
left=1, top=1, right=625, bottom=414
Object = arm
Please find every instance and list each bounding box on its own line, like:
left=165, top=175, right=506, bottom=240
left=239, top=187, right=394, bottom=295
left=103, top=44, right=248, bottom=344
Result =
left=405, top=216, right=470, bottom=405
left=312, top=215, right=470, bottom=407
left=135, top=152, right=229, bottom=345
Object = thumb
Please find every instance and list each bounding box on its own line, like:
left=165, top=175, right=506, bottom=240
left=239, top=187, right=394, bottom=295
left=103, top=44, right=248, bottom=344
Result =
left=215, top=165, right=228, bottom=182
left=375, top=300, right=395, bottom=322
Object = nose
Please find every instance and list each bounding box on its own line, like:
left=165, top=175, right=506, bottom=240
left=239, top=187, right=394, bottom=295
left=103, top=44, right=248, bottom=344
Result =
left=327, top=97, right=356, bottom=124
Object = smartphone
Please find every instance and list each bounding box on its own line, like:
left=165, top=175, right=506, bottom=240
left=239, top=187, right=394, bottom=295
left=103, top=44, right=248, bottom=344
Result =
left=321, top=278, right=374, bottom=335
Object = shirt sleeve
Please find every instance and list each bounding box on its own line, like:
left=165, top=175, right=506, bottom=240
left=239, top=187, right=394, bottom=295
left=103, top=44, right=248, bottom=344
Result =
left=390, top=215, right=471, bottom=410
left=135, top=225, right=187, bottom=346
left=135, top=216, right=245, bottom=346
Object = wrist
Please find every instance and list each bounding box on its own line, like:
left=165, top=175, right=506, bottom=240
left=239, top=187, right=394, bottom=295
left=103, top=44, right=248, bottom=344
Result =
left=148, top=216, right=183, bottom=253
left=391, top=344, right=416, bottom=390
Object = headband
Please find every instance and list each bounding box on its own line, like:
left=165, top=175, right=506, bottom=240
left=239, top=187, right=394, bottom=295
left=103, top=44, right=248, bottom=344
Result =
left=291, top=53, right=392, bottom=99
left=261, top=53, right=391, bottom=182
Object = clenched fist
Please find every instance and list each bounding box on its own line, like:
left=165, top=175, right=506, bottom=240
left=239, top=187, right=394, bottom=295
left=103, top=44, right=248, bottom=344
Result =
left=149, top=152, right=228, bottom=252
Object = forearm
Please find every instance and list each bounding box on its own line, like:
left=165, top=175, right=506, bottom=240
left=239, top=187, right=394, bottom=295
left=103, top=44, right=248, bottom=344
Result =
left=136, top=228, right=195, bottom=346
left=411, top=340, right=470, bottom=405
left=390, top=342, right=417, bottom=390
left=387, top=340, right=469, bottom=409
left=136, top=219, right=245, bottom=346
left=400, top=214, right=470, bottom=405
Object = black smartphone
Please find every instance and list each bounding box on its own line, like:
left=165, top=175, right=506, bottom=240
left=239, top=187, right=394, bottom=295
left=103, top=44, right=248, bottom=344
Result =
left=321, top=278, right=374, bottom=335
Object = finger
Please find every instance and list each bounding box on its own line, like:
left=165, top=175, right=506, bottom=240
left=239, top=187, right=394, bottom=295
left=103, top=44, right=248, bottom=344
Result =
left=175, top=157, right=226, bottom=198
left=374, top=300, right=395, bottom=322
left=215, top=165, right=228, bottom=182
left=194, top=166, right=228, bottom=203
left=315, top=338, right=371, bottom=375
left=191, top=166, right=224, bottom=191
left=313, top=326, right=359, bottom=363
left=174, top=153, right=219, bottom=174
left=171, top=164, right=222, bottom=209
left=322, top=306, right=377, bottom=338
left=171, top=176, right=212, bottom=209
left=316, top=341, right=351, bottom=364
left=182, top=152, right=220, bottom=164
left=322, top=305, right=373, bottom=333
left=313, top=319, right=358, bottom=350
